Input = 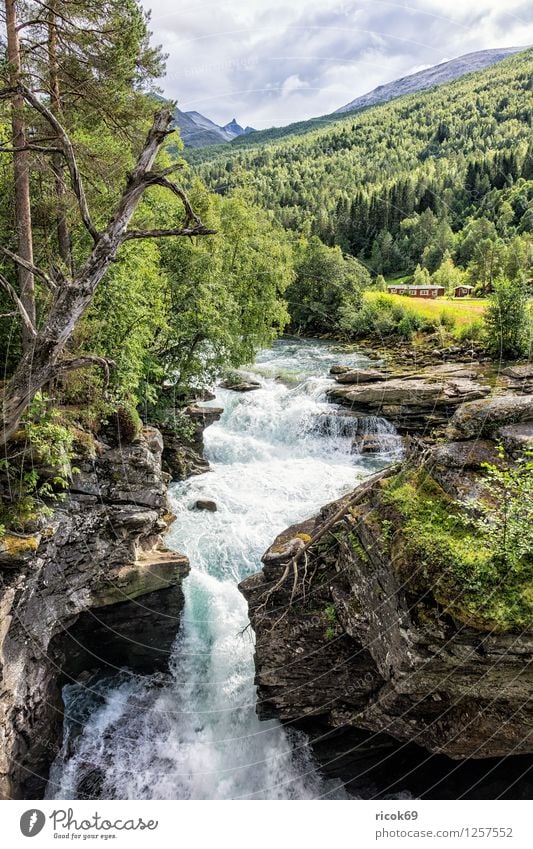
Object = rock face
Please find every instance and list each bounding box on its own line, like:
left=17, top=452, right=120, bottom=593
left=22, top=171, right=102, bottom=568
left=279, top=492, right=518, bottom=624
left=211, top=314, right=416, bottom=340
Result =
left=240, top=418, right=533, bottom=768
left=328, top=376, right=489, bottom=433
left=161, top=404, right=223, bottom=480
left=0, top=427, right=189, bottom=799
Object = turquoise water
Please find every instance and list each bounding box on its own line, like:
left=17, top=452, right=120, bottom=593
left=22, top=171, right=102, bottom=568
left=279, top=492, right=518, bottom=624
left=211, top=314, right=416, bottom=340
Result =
left=47, top=338, right=398, bottom=800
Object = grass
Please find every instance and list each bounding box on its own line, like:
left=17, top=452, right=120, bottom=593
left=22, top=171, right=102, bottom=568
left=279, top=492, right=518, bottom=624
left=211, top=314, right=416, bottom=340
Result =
left=380, top=468, right=532, bottom=632
left=365, top=291, right=488, bottom=327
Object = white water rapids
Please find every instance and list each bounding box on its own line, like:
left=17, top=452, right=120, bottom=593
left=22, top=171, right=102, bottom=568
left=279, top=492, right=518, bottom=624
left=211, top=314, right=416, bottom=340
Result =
left=47, top=338, right=401, bottom=800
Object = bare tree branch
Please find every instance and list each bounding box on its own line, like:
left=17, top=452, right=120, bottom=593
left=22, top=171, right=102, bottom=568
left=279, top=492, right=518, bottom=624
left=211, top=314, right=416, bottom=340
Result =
left=0, top=143, right=64, bottom=154
left=123, top=224, right=216, bottom=241
left=0, top=272, right=37, bottom=337
left=145, top=174, right=202, bottom=226
left=0, top=245, right=57, bottom=290
left=17, top=82, right=99, bottom=242
left=1, top=108, right=214, bottom=445
left=54, top=355, right=115, bottom=386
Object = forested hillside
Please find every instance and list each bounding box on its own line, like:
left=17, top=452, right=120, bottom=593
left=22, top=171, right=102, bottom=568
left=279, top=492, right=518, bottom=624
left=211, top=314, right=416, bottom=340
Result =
left=194, top=48, right=533, bottom=284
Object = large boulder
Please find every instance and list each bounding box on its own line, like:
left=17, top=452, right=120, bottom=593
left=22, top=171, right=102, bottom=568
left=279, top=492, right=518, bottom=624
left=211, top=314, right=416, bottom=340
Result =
left=328, top=377, right=489, bottom=433
left=447, top=394, right=533, bottom=439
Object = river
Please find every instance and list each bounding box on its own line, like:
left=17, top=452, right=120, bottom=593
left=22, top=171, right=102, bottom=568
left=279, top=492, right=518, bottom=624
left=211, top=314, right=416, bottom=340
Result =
left=46, top=338, right=401, bottom=800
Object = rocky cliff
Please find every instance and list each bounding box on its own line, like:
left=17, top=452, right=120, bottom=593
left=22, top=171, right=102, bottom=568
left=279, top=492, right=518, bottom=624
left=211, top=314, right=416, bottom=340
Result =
left=0, top=425, right=190, bottom=799
left=240, top=384, right=533, bottom=785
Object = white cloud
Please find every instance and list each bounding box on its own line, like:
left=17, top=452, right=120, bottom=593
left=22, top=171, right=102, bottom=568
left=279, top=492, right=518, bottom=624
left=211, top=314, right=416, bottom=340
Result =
left=280, top=74, right=310, bottom=98
left=141, top=0, right=533, bottom=128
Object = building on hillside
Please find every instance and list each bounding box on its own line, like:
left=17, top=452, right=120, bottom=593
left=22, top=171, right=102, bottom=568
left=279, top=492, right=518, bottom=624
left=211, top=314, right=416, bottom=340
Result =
left=454, top=284, right=474, bottom=297
left=387, top=284, right=445, bottom=299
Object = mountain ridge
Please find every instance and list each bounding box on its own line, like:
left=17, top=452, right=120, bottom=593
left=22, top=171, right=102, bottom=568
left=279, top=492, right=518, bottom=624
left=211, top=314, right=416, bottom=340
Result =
left=335, top=46, right=526, bottom=113
left=174, top=109, right=255, bottom=148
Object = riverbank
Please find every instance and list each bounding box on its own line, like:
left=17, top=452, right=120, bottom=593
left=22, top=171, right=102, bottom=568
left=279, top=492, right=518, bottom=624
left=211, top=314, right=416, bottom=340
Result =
left=239, top=343, right=533, bottom=796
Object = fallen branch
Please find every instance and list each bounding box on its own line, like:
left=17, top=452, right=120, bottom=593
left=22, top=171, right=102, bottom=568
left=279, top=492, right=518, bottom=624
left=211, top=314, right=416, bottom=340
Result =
left=257, top=465, right=398, bottom=614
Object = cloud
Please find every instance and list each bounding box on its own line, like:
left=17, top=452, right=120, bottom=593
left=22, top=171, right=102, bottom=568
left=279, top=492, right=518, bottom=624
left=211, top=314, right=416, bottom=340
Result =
left=141, top=0, right=533, bottom=128
left=280, top=74, right=310, bottom=98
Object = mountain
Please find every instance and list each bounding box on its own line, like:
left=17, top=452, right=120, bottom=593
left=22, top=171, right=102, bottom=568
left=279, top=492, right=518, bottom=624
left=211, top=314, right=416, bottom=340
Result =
left=174, top=109, right=255, bottom=148
left=223, top=118, right=255, bottom=139
left=191, top=46, right=533, bottom=263
left=185, top=45, right=528, bottom=159
left=335, top=47, right=525, bottom=113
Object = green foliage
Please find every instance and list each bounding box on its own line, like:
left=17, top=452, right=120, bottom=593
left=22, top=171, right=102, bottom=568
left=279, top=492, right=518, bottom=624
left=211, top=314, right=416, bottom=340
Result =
left=323, top=604, right=337, bottom=640
left=0, top=394, right=76, bottom=531
left=339, top=293, right=426, bottom=341
left=153, top=183, right=293, bottom=390
left=114, top=404, right=142, bottom=444
left=431, top=252, right=464, bottom=292
left=483, top=276, right=531, bottom=359
left=287, top=237, right=369, bottom=334
left=471, top=449, right=533, bottom=574
left=192, top=48, right=533, bottom=311
left=382, top=464, right=533, bottom=631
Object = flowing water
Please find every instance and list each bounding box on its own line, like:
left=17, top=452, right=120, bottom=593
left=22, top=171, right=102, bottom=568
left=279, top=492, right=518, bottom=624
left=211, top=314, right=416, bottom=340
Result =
left=46, top=338, right=401, bottom=800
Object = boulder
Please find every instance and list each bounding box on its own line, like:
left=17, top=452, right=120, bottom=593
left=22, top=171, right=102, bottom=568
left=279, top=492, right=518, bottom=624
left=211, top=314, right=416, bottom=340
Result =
left=328, top=377, right=489, bottom=433
left=447, top=394, right=533, bottom=439
left=220, top=378, right=261, bottom=392
left=194, top=499, right=217, bottom=512
left=501, top=363, right=533, bottom=393
left=352, top=433, right=401, bottom=455
left=334, top=368, right=387, bottom=384
left=497, top=422, right=533, bottom=456
left=329, top=365, right=351, bottom=375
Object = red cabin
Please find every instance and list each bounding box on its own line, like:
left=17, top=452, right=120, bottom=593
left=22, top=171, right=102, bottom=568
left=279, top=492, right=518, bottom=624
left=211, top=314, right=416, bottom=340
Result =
left=387, top=285, right=445, bottom=299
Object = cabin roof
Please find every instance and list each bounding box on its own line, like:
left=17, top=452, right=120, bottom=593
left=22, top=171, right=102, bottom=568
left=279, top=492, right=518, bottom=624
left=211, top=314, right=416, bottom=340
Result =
left=387, top=284, right=444, bottom=290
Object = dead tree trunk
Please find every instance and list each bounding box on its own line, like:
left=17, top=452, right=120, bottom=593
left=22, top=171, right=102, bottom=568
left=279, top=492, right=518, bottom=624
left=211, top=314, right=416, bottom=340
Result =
left=0, top=105, right=213, bottom=446
left=4, top=0, right=36, bottom=349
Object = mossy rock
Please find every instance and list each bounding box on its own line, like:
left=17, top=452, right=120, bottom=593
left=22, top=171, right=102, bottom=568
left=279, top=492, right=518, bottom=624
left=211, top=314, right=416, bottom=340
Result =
left=0, top=533, right=41, bottom=566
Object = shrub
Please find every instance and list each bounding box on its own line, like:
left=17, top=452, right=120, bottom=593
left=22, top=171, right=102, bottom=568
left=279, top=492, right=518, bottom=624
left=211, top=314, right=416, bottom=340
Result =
left=483, top=276, right=530, bottom=359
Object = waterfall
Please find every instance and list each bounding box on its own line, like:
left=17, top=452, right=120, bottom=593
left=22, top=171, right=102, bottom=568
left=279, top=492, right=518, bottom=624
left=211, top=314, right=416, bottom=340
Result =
left=47, top=338, right=398, bottom=801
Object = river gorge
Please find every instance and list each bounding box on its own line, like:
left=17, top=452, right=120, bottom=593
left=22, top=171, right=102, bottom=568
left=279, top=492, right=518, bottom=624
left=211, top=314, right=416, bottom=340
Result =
left=1, top=338, right=530, bottom=800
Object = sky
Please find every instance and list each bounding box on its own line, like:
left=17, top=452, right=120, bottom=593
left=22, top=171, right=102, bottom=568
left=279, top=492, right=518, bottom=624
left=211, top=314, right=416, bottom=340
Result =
left=140, top=0, right=533, bottom=129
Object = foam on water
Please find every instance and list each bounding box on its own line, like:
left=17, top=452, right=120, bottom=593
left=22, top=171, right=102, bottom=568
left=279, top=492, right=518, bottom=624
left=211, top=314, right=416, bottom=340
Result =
left=47, top=338, right=397, bottom=800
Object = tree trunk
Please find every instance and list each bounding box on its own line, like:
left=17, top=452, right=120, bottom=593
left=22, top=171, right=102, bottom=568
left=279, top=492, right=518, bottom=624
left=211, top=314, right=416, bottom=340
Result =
left=5, top=0, right=36, bottom=350
left=1, top=110, right=191, bottom=446
left=47, top=2, right=72, bottom=271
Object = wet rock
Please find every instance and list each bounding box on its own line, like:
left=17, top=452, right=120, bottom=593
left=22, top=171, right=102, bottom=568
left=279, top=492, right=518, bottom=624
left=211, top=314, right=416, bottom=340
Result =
left=329, top=365, right=351, bottom=375
left=0, top=428, right=189, bottom=799
left=352, top=433, right=400, bottom=455
left=194, top=499, right=217, bottom=512
left=447, top=394, right=533, bottom=439
left=334, top=368, right=387, bottom=384
left=220, top=378, right=261, bottom=392
left=328, top=377, right=489, bottom=433
left=161, top=404, right=223, bottom=481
